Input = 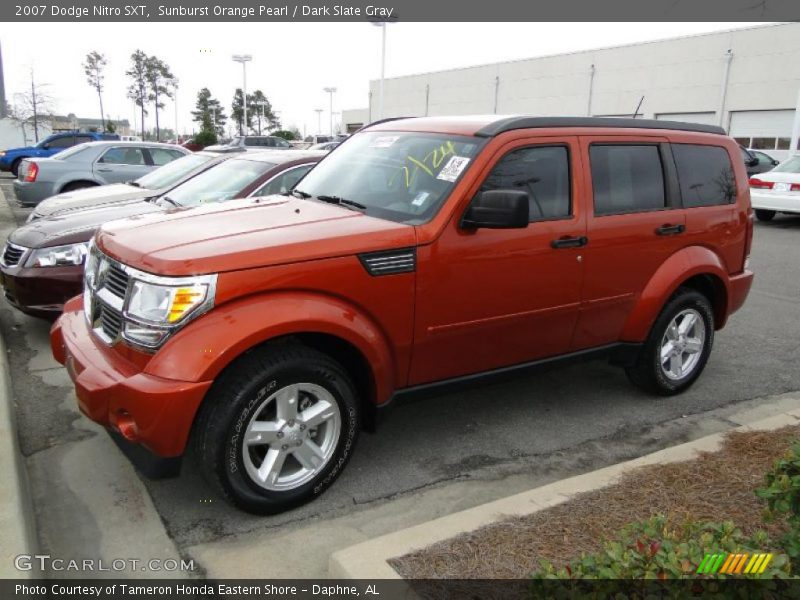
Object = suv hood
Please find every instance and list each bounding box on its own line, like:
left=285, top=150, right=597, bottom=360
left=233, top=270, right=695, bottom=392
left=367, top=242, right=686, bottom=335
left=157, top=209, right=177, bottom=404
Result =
left=97, top=196, right=416, bottom=275
left=33, top=184, right=158, bottom=219
left=11, top=200, right=164, bottom=249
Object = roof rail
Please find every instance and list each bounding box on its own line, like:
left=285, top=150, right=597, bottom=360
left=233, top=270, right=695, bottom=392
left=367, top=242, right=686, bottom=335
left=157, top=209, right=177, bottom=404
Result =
left=356, top=116, right=416, bottom=133
left=475, top=116, right=726, bottom=137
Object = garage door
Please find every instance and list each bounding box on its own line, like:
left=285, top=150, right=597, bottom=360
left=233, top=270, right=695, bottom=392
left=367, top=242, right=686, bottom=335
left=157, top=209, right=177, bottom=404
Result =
left=729, top=109, right=797, bottom=153
left=655, top=112, right=717, bottom=126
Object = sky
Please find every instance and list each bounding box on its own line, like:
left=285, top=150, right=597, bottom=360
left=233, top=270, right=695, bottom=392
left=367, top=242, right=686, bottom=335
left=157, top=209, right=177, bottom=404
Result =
left=0, top=22, right=770, bottom=138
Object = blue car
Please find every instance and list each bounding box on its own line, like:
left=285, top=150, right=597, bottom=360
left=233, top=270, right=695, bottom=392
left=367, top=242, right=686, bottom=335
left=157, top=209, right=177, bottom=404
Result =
left=0, top=131, right=119, bottom=176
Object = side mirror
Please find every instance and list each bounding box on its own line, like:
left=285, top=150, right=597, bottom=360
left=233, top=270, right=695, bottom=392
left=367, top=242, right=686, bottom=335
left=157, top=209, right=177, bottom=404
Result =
left=772, top=159, right=780, bottom=166
left=41, top=143, right=50, bottom=150
left=461, top=189, right=529, bottom=229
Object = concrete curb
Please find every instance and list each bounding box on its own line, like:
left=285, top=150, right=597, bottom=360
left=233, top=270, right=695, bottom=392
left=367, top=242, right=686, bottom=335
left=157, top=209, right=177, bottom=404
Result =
left=0, top=331, right=39, bottom=577
left=329, top=399, right=800, bottom=579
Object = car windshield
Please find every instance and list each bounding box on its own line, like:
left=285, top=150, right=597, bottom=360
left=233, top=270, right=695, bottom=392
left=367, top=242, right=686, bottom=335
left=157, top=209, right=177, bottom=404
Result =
left=295, top=131, right=482, bottom=224
left=165, top=157, right=276, bottom=206
left=136, top=153, right=215, bottom=190
left=772, top=156, right=800, bottom=174
left=51, top=143, right=92, bottom=161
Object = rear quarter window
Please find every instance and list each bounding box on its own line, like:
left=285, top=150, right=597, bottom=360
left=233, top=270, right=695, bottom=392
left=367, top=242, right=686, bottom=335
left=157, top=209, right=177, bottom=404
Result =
left=672, top=144, right=736, bottom=208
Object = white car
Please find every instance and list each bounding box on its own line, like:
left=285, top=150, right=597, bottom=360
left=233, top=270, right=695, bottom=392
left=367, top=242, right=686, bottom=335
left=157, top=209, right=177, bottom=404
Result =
left=750, top=155, right=800, bottom=221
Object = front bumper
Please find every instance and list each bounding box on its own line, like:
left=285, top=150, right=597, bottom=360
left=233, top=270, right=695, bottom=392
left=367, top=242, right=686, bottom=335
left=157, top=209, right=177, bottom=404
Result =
left=51, top=298, right=213, bottom=459
left=751, top=190, right=800, bottom=214
left=0, top=261, right=83, bottom=320
left=13, top=180, right=57, bottom=206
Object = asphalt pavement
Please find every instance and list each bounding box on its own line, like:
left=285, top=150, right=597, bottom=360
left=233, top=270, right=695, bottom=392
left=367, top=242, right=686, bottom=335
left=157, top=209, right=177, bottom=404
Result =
left=2, top=172, right=800, bottom=578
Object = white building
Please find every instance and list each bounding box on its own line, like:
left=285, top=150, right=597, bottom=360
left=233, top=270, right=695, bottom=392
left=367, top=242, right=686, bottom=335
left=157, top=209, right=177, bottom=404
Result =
left=343, top=23, right=800, bottom=160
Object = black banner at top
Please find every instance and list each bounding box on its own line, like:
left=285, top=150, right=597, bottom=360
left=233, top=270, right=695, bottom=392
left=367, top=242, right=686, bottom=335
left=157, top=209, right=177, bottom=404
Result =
left=3, top=0, right=800, bottom=22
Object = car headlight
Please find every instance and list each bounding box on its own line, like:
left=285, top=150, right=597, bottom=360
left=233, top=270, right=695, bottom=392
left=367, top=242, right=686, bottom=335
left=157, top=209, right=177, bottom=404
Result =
left=120, top=273, right=216, bottom=348
left=25, top=242, right=89, bottom=267
left=127, top=280, right=210, bottom=324
left=0, top=151, right=6, bottom=157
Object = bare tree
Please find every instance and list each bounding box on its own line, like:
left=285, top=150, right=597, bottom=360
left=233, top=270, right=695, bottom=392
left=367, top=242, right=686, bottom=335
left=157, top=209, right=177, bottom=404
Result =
left=11, top=69, right=55, bottom=143
left=83, top=51, right=108, bottom=131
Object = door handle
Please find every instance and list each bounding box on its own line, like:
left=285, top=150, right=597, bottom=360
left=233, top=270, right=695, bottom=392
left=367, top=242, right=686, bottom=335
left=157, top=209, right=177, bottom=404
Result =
left=655, top=224, right=685, bottom=236
left=96, top=168, right=112, bottom=172
left=551, top=235, right=588, bottom=249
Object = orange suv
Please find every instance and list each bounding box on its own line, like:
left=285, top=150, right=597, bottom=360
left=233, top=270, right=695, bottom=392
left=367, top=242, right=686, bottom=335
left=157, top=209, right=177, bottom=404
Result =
left=51, top=117, right=754, bottom=513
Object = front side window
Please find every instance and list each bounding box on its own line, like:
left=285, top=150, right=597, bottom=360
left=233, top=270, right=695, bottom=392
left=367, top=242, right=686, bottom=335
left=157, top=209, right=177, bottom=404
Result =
left=296, top=131, right=482, bottom=224
left=99, top=147, right=146, bottom=165
left=590, top=145, right=666, bottom=215
left=165, top=157, right=276, bottom=206
left=479, top=146, right=570, bottom=221
left=135, top=153, right=215, bottom=190
left=76, top=135, right=96, bottom=144
left=672, top=144, right=736, bottom=208
left=252, top=164, right=314, bottom=196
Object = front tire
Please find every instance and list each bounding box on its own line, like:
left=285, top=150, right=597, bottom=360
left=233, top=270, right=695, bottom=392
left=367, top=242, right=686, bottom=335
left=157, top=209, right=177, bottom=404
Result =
left=755, top=209, right=776, bottom=222
left=626, top=289, right=714, bottom=396
left=193, top=344, right=360, bottom=514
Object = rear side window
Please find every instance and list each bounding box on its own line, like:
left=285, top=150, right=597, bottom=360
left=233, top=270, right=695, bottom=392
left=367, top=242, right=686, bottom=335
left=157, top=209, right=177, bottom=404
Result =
left=480, top=146, right=571, bottom=221
left=672, top=144, right=736, bottom=207
left=590, top=145, right=666, bottom=215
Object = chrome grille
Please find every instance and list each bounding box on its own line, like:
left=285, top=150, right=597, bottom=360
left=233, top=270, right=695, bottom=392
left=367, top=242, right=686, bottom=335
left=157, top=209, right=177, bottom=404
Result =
left=359, top=248, right=416, bottom=276
left=98, top=303, right=123, bottom=339
left=1, top=242, right=27, bottom=267
left=85, top=247, right=128, bottom=344
left=103, top=264, right=130, bottom=299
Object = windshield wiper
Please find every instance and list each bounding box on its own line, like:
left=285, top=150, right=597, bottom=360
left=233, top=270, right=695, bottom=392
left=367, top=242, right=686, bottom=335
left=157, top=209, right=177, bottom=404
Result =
left=159, top=196, right=181, bottom=208
left=126, top=181, right=141, bottom=188
left=315, top=195, right=367, bottom=211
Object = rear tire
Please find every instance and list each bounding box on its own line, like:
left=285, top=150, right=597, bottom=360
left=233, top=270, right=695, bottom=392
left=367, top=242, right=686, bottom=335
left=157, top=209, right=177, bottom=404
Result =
left=10, top=159, right=22, bottom=177
left=61, top=181, right=96, bottom=193
left=192, top=343, right=360, bottom=514
left=626, top=289, right=714, bottom=396
left=755, top=209, right=776, bottom=222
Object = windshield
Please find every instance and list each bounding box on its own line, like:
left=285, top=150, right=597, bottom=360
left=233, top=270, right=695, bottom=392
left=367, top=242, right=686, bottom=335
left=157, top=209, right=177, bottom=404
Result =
left=165, top=157, right=276, bottom=206
left=136, top=153, right=215, bottom=190
left=772, top=155, right=800, bottom=173
left=52, top=143, right=92, bottom=161
left=296, top=131, right=482, bottom=224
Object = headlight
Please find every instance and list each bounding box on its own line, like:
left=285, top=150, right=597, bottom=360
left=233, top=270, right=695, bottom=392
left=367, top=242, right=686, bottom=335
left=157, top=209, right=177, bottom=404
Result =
left=121, top=273, right=216, bottom=348
left=25, top=242, right=89, bottom=267
left=0, top=151, right=6, bottom=157
left=127, top=280, right=209, bottom=324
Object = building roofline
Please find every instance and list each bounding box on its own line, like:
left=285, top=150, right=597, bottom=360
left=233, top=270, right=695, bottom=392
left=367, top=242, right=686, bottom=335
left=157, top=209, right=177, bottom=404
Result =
left=369, top=22, right=785, bottom=85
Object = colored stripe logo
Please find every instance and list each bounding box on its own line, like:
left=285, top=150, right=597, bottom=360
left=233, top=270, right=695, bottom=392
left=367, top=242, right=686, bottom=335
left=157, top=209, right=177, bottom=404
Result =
left=696, top=552, right=773, bottom=575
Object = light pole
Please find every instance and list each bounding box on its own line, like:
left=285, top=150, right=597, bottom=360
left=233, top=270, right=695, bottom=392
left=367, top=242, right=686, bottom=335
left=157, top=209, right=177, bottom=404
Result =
left=323, top=87, right=337, bottom=137
left=173, top=78, right=179, bottom=142
left=371, top=22, right=388, bottom=120
left=256, top=100, right=269, bottom=135
left=314, top=109, right=323, bottom=136
left=332, top=111, right=341, bottom=135
left=232, top=54, right=253, bottom=135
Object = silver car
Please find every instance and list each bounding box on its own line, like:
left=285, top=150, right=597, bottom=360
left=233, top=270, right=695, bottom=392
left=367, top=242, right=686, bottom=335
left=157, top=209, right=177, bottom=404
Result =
left=13, top=141, right=190, bottom=206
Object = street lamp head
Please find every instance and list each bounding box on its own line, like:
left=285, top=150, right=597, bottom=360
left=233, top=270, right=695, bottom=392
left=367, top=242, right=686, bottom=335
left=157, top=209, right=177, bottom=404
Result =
left=323, top=87, right=337, bottom=94
left=232, top=54, right=253, bottom=63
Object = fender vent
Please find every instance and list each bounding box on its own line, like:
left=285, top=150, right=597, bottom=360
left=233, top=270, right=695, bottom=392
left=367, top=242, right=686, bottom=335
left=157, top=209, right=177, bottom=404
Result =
left=359, top=248, right=416, bottom=276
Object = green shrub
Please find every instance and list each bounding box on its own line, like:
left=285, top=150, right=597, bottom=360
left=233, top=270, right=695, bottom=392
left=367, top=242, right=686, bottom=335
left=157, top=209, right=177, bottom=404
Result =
left=533, top=516, right=791, bottom=579
left=192, top=130, right=217, bottom=148
left=757, top=442, right=800, bottom=559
